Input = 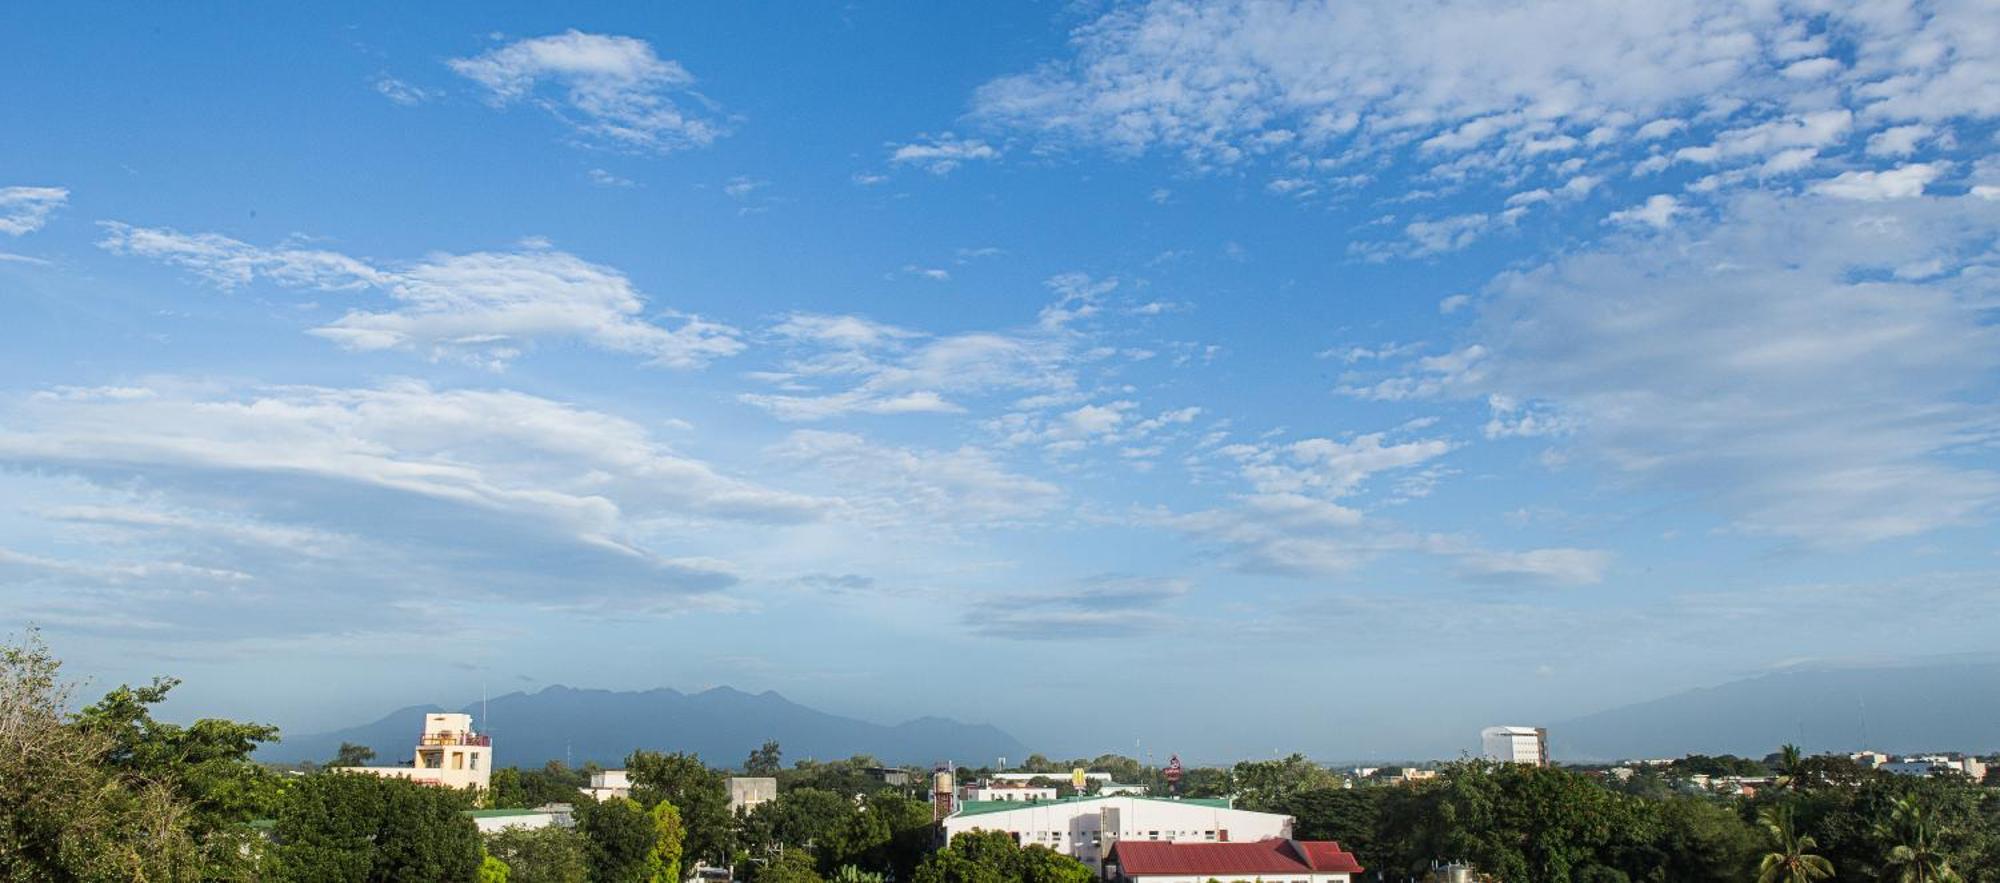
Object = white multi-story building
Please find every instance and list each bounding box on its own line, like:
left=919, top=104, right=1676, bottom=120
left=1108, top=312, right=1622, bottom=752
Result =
left=339, top=712, right=491, bottom=791
left=1481, top=726, right=1548, bottom=767
left=941, top=794, right=1292, bottom=873
left=581, top=769, right=633, bottom=802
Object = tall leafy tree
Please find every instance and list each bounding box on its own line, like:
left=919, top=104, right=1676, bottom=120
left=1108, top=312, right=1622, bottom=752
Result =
left=644, top=801, right=685, bottom=883
left=75, top=676, right=282, bottom=833
left=269, top=771, right=481, bottom=883
left=745, top=741, right=783, bottom=776
left=486, top=825, right=590, bottom=883
left=1877, top=794, right=1962, bottom=883
left=581, top=797, right=657, bottom=883
left=1757, top=805, right=1835, bottom=883
left=914, top=831, right=1090, bottom=883
left=332, top=742, right=377, bottom=767
left=627, top=751, right=732, bottom=865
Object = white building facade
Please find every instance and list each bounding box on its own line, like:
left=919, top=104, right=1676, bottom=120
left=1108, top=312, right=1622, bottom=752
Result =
left=942, top=795, right=1292, bottom=873
left=1481, top=725, right=1548, bottom=767
left=582, top=769, right=633, bottom=802
left=339, top=712, right=491, bottom=791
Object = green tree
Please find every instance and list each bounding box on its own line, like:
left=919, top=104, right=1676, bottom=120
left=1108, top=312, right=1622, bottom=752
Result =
left=486, top=825, right=590, bottom=883
left=914, top=831, right=1091, bottom=883
left=627, top=751, right=731, bottom=865
left=1876, top=794, right=1962, bottom=883
left=756, top=849, right=825, bottom=883
left=1757, top=805, right=1834, bottom=883
left=581, top=797, right=657, bottom=883
left=269, top=771, right=482, bottom=883
left=644, top=800, right=685, bottom=883
left=1270, top=786, right=1380, bottom=865
left=479, top=851, right=513, bottom=883
left=1231, top=753, right=1341, bottom=810
left=1772, top=744, right=1804, bottom=792
left=75, top=676, right=282, bottom=833
left=746, top=740, right=784, bottom=776
left=332, top=741, right=378, bottom=767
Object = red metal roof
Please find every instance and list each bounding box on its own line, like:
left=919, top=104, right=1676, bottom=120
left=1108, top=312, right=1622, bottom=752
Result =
left=1112, top=839, right=1365, bottom=876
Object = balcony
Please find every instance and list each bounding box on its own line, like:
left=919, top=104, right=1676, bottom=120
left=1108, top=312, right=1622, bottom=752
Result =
left=419, top=731, right=491, bottom=747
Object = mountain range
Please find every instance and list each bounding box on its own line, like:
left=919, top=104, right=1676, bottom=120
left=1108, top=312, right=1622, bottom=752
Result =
left=1553, top=660, right=2000, bottom=761
left=263, top=685, right=1026, bottom=769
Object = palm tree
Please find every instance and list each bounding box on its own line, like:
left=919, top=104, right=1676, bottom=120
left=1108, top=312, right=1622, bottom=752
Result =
left=1774, top=743, right=1804, bottom=791
left=1758, top=805, right=1834, bottom=883
left=1877, top=795, right=1962, bottom=883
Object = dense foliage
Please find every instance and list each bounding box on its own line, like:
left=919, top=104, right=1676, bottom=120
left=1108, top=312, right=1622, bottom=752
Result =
left=269, top=772, right=483, bottom=882
left=9, top=633, right=2000, bottom=883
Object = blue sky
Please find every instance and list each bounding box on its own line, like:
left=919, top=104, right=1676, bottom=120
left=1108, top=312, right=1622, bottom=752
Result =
left=3, top=0, right=1998, bottom=763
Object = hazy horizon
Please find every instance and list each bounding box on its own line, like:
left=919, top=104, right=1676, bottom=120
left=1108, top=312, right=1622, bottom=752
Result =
left=5, top=2, right=1998, bottom=763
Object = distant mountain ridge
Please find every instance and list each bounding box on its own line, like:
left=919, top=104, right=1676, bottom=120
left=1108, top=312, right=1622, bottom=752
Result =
left=263, top=684, right=1026, bottom=768
left=1554, top=661, right=2000, bottom=761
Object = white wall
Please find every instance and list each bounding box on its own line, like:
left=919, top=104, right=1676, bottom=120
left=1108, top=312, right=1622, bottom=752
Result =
left=943, top=797, right=1291, bottom=871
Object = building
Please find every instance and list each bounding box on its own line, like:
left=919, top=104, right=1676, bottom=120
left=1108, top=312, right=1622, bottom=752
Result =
left=1481, top=725, right=1548, bottom=767
left=867, top=767, right=914, bottom=787
left=989, top=771, right=1116, bottom=785
left=960, top=781, right=1059, bottom=802
left=728, top=776, right=778, bottom=814
left=581, top=769, right=633, bottom=802
left=467, top=804, right=575, bottom=833
left=339, top=712, right=491, bottom=791
left=941, top=794, right=1293, bottom=873
left=1884, top=756, right=1988, bottom=780
left=1107, top=839, right=1364, bottom=883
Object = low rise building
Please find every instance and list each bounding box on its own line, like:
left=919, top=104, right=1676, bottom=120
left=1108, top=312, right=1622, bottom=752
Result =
left=581, top=769, right=633, bottom=802
left=338, top=712, right=491, bottom=791
left=728, top=776, right=778, bottom=814
left=468, top=804, right=575, bottom=833
left=961, top=781, right=1058, bottom=802
left=1884, top=756, right=1987, bottom=780
left=1107, top=838, right=1363, bottom=882
left=942, top=794, right=1293, bottom=873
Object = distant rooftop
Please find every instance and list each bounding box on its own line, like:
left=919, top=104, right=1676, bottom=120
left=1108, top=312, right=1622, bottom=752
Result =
left=952, top=793, right=1231, bottom=818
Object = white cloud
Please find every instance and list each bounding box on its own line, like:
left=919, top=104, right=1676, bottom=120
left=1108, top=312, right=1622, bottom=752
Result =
left=1370, top=190, right=2000, bottom=544
left=887, top=133, right=1000, bottom=175
left=1866, top=124, right=1934, bottom=157
left=588, top=168, right=636, bottom=188
left=742, top=276, right=1112, bottom=422
left=0, top=380, right=830, bottom=626
left=449, top=30, right=730, bottom=153
left=99, top=222, right=741, bottom=370
left=373, top=75, right=437, bottom=106
left=1809, top=162, right=1945, bottom=201
left=975, top=2, right=1991, bottom=166
left=0, top=186, right=69, bottom=236
left=769, top=430, right=1060, bottom=527
left=1606, top=194, right=1687, bottom=229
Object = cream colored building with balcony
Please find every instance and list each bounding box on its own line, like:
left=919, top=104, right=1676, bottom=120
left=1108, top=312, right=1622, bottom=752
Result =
left=339, top=712, right=492, bottom=791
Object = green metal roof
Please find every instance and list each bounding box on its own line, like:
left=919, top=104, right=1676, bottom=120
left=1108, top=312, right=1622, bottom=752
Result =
left=952, top=794, right=1231, bottom=818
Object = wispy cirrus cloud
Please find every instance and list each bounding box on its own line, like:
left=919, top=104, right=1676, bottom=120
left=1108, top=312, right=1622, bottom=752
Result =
left=98, top=222, right=741, bottom=370
left=1349, top=189, right=2000, bottom=544
left=449, top=30, right=731, bottom=154
left=0, top=186, right=69, bottom=236
left=0, top=379, right=831, bottom=637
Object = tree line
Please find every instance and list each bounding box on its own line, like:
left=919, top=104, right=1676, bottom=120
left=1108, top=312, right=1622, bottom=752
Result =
left=7, top=631, right=2000, bottom=882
